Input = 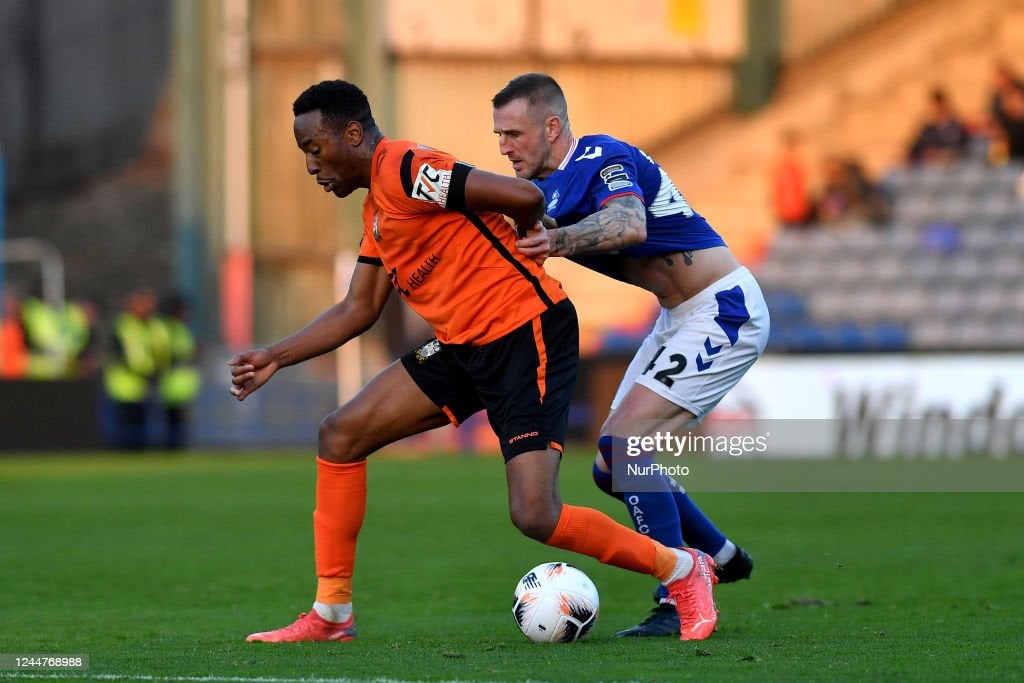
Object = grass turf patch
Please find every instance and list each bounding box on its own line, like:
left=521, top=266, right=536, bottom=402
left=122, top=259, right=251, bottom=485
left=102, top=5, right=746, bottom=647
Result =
left=1, top=451, right=1022, bottom=682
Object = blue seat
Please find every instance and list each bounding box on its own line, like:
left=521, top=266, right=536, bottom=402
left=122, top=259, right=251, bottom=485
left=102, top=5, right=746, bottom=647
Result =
left=787, top=321, right=830, bottom=352
left=599, top=331, right=646, bottom=354
left=863, top=322, right=910, bottom=351
left=920, top=222, right=961, bottom=253
left=823, top=322, right=867, bottom=352
left=763, top=289, right=808, bottom=322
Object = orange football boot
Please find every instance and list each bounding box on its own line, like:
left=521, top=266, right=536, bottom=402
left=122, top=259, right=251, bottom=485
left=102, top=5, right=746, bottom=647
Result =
left=246, top=611, right=356, bottom=642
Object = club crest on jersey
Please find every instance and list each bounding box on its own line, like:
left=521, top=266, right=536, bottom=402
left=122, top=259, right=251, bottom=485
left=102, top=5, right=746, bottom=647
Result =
left=547, top=189, right=560, bottom=212
left=414, top=339, right=441, bottom=363
left=412, top=162, right=452, bottom=207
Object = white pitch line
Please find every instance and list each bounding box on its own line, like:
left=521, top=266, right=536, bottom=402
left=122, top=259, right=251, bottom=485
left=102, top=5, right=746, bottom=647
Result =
left=0, top=676, right=376, bottom=683
left=0, top=674, right=538, bottom=683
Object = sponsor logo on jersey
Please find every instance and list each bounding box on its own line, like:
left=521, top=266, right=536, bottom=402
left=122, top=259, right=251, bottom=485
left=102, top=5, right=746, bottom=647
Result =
left=411, top=162, right=452, bottom=207
left=406, top=253, right=441, bottom=291
left=388, top=253, right=442, bottom=299
left=388, top=267, right=411, bottom=297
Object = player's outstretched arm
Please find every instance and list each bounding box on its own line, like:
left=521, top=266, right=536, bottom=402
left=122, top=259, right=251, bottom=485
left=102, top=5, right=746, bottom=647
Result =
left=228, top=262, right=392, bottom=401
left=548, top=194, right=647, bottom=257
left=461, top=167, right=545, bottom=237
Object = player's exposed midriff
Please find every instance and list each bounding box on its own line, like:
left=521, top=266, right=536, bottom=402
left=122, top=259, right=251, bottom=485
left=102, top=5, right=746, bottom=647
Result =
left=618, top=245, right=741, bottom=309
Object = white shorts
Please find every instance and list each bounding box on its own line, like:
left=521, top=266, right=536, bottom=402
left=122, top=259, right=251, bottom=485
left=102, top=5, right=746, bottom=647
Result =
left=610, top=267, right=770, bottom=420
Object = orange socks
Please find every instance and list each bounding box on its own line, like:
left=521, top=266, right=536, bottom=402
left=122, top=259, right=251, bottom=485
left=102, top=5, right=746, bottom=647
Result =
left=312, top=463, right=680, bottom=607
left=544, top=504, right=679, bottom=581
left=313, top=458, right=367, bottom=604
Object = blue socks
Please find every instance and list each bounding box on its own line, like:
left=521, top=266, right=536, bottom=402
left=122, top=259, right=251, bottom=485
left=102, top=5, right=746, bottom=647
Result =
left=597, top=436, right=683, bottom=548
left=663, top=473, right=727, bottom=557
left=594, top=435, right=727, bottom=557
left=591, top=461, right=621, bottom=501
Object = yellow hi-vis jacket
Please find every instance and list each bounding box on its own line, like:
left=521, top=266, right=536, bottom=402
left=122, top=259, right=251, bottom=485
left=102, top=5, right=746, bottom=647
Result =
left=21, top=299, right=89, bottom=379
left=152, top=315, right=201, bottom=407
left=103, top=313, right=157, bottom=403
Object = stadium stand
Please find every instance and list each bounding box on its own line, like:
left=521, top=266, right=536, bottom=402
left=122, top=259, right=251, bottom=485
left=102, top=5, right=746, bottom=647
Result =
left=754, top=159, right=1024, bottom=352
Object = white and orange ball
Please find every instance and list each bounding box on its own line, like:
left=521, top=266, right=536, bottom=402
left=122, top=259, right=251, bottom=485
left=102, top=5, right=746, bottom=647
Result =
left=512, top=562, right=599, bottom=643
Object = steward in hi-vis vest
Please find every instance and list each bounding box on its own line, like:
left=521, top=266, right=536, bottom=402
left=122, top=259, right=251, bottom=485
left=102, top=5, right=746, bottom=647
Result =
left=153, top=293, right=201, bottom=449
left=102, top=289, right=159, bottom=449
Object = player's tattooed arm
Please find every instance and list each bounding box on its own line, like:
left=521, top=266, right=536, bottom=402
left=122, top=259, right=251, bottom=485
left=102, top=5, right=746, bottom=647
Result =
left=548, top=195, right=647, bottom=257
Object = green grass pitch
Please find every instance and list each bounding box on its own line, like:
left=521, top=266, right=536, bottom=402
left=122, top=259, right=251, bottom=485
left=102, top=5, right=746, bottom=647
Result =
left=1, top=450, right=1022, bottom=682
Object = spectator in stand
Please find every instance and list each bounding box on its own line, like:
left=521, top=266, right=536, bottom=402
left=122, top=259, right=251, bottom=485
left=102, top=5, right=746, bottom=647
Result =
left=907, top=88, right=970, bottom=167
left=770, top=128, right=815, bottom=229
left=983, top=61, right=1024, bottom=164
left=816, top=155, right=891, bottom=228
left=990, top=83, right=1024, bottom=163
left=988, top=61, right=1024, bottom=128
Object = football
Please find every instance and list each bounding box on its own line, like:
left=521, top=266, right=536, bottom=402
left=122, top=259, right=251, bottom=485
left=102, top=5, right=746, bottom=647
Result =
left=512, top=562, right=600, bottom=643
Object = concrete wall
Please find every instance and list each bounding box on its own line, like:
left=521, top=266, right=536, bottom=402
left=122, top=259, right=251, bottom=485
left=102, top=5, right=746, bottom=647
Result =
left=0, top=0, right=170, bottom=199
left=782, top=0, right=911, bottom=61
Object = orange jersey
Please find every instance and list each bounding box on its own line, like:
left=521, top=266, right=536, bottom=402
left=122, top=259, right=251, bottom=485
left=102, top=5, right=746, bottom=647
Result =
left=358, top=139, right=567, bottom=345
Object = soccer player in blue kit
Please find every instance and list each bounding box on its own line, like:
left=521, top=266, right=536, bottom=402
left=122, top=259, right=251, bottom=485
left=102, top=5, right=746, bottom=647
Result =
left=492, top=73, right=771, bottom=636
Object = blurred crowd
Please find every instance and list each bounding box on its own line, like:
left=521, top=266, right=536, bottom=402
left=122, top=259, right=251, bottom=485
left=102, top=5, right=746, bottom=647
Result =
left=0, top=286, right=201, bottom=450
left=1, top=290, right=99, bottom=381
left=771, top=59, right=1024, bottom=231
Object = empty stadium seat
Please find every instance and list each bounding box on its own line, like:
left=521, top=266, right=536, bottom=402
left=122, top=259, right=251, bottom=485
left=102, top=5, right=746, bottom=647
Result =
left=757, top=159, right=1023, bottom=352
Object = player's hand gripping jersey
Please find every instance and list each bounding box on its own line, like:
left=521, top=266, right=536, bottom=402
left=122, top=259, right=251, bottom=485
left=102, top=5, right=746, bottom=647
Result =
left=359, top=139, right=566, bottom=345
left=535, top=134, right=726, bottom=280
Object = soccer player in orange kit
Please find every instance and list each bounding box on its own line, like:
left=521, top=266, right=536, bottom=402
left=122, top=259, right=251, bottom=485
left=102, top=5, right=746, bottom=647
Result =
left=229, top=79, right=718, bottom=643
